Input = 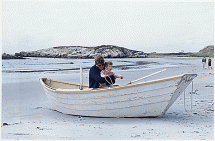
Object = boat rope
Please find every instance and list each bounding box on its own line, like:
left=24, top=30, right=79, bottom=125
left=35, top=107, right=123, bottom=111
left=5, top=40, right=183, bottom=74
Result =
left=105, top=75, right=114, bottom=86
left=184, top=81, right=194, bottom=112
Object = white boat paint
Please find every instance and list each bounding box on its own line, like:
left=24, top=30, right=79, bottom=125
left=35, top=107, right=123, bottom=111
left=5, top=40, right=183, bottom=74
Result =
left=39, top=74, right=197, bottom=117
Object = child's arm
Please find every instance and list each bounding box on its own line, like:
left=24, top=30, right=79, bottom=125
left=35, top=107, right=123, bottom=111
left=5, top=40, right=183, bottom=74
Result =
left=114, top=74, right=123, bottom=79
left=101, top=70, right=108, bottom=78
left=99, top=70, right=107, bottom=86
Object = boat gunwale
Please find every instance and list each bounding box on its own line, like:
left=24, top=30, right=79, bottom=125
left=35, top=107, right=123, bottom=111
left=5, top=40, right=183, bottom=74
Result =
left=39, top=74, right=188, bottom=94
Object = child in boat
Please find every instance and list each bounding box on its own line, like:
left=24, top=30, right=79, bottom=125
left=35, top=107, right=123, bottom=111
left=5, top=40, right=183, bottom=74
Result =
left=101, top=61, right=123, bottom=80
left=99, top=61, right=123, bottom=87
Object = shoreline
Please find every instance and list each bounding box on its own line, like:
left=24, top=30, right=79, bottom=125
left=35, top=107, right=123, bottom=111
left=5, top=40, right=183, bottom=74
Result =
left=2, top=60, right=155, bottom=73
left=2, top=54, right=214, bottom=60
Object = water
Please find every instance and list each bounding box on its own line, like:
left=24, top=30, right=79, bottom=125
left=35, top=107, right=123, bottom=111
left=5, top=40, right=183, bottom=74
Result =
left=2, top=57, right=194, bottom=84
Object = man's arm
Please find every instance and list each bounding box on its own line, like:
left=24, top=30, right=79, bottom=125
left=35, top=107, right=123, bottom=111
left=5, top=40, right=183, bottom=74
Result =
left=90, top=68, right=106, bottom=83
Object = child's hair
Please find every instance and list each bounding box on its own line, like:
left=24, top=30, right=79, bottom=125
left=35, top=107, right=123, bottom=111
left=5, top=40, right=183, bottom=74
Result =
left=104, top=61, right=113, bottom=67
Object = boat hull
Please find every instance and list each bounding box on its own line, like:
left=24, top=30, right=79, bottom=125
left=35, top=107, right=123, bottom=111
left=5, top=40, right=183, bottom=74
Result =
left=40, top=74, right=197, bottom=117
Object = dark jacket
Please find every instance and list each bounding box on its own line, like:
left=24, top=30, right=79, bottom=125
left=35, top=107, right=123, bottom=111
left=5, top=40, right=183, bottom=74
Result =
left=202, top=58, right=206, bottom=62
left=89, top=65, right=115, bottom=88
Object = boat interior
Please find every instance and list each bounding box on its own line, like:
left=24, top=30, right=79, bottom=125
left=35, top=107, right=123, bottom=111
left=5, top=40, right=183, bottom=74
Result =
left=41, top=78, right=89, bottom=90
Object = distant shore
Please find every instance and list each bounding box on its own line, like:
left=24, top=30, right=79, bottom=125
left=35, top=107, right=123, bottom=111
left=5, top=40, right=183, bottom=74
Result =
left=2, top=45, right=214, bottom=60
left=2, top=53, right=26, bottom=60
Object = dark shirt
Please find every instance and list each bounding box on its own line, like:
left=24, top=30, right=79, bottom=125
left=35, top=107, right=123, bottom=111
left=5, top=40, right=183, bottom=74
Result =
left=89, top=65, right=115, bottom=88
left=202, top=58, right=206, bottom=62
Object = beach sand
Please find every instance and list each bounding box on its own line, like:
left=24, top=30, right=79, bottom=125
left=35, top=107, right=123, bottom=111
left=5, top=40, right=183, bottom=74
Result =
left=1, top=57, right=214, bottom=140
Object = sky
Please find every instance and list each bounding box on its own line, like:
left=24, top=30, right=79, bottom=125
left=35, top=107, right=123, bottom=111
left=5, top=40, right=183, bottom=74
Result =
left=2, top=0, right=214, bottom=54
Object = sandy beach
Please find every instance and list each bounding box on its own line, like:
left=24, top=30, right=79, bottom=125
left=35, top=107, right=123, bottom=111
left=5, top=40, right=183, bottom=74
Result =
left=1, top=57, right=214, bottom=140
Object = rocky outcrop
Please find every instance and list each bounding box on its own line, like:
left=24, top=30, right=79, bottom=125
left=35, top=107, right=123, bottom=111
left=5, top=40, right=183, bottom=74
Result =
left=2, top=53, right=26, bottom=59
left=198, top=45, right=214, bottom=54
left=16, top=45, right=148, bottom=58
left=191, top=45, right=214, bottom=57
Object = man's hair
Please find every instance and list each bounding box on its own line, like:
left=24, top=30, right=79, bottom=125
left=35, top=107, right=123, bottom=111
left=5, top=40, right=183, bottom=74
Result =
left=95, top=55, right=104, bottom=65
left=104, top=61, right=113, bottom=67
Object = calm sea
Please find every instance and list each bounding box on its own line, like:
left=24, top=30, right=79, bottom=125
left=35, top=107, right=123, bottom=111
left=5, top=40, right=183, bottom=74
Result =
left=2, top=57, right=191, bottom=84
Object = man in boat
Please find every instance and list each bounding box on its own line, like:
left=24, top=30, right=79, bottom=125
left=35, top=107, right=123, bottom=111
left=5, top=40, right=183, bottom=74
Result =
left=89, top=55, right=116, bottom=88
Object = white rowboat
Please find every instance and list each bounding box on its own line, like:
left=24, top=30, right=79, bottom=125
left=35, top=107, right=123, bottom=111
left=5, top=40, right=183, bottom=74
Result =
left=39, top=74, right=197, bottom=117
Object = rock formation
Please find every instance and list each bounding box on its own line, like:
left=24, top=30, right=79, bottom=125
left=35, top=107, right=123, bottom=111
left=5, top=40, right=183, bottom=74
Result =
left=2, top=53, right=26, bottom=59
left=191, top=45, right=214, bottom=57
left=16, top=45, right=148, bottom=58
left=198, top=45, right=214, bottom=54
